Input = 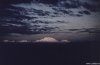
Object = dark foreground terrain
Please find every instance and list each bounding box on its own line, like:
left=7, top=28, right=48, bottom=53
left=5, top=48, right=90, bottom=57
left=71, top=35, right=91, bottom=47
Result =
left=0, top=42, right=100, bottom=65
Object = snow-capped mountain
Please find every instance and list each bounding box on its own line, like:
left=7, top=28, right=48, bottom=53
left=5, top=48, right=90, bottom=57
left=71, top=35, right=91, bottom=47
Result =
left=0, top=0, right=100, bottom=35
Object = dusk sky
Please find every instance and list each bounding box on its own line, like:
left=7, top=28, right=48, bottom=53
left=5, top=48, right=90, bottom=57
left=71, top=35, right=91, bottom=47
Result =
left=0, top=0, right=100, bottom=42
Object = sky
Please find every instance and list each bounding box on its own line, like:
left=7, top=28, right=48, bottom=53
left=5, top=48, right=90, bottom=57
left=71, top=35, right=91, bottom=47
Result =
left=0, top=0, right=100, bottom=42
